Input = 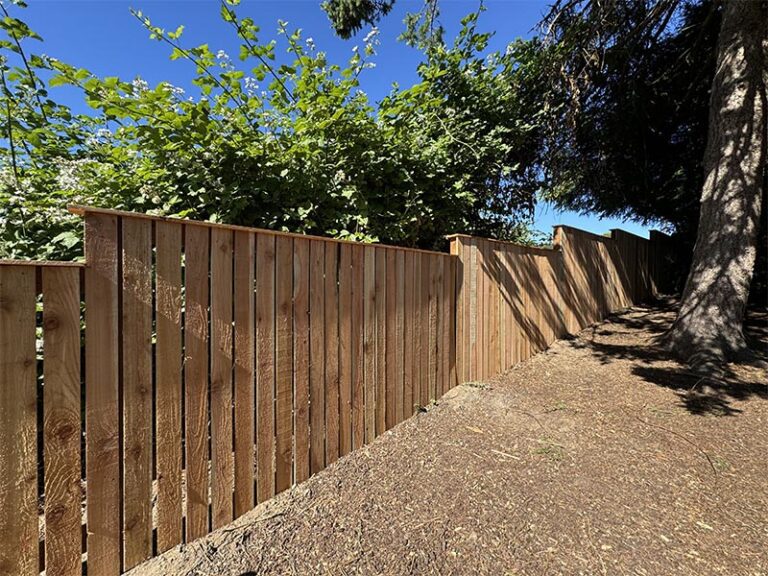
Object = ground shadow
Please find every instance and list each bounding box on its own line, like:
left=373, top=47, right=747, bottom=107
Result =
left=573, top=300, right=767, bottom=417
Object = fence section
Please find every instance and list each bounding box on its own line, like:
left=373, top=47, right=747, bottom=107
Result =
left=0, top=206, right=673, bottom=576
left=451, top=226, right=664, bottom=382
left=0, top=207, right=456, bottom=576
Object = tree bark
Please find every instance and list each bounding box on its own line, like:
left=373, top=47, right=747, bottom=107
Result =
left=666, top=0, right=766, bottom=368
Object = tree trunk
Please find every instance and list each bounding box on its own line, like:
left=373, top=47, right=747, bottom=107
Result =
left=666, top=0, right=766, bottom=368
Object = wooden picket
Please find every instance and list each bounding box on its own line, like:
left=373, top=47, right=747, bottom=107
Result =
left=0, top=205, right=673, bottom=576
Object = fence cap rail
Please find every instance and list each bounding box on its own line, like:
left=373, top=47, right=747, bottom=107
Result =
left=0, top=259, right=85, bottom=267
left=69, top=204, right=455, bottom=259
left=446, top=233, right=560, bottom=255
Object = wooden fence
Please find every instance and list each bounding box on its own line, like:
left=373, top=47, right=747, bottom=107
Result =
left=450, top=226, right=661, bottom=381
left=0, top=206, right=672, bottom=575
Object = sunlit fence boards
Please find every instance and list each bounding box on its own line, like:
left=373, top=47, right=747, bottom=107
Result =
left=0, top=206, right=673, bottom=575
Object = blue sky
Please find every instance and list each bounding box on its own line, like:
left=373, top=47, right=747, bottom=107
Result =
left=19, top=0, right=652, bottom=238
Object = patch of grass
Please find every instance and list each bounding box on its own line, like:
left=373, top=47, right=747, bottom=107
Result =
left=544, top=400, right=568, bottom=413
left=712, top=456, right=730, bottom=472
left=648, top=405, right=674, bottom=418
left=464, top=381, right=489, bottom=390
left=534, top=438, right=565, bottom=461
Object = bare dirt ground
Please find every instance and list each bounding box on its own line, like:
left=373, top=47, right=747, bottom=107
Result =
left=131, top=304, right=768, bottom=576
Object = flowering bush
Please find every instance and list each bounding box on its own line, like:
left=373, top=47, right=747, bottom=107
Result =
left=0, top=0, right=546, bottom=259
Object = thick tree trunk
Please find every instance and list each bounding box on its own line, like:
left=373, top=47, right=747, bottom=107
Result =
left=666, top=0, right=766, bottom=368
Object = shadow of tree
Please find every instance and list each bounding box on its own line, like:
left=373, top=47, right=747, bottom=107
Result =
left=573, top=301, right=767, bottom=417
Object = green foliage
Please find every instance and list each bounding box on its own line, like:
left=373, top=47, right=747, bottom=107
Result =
left=0, top=0, right=544, bottom=260
left=322, top=0, right=396, bottom=40
left=539, top=1, right=721, bottom=240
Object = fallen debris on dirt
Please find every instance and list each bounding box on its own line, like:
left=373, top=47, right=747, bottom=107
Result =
left=130, top=304, right=768, bottom=576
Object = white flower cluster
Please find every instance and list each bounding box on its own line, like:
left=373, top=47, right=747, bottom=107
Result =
left=85, top=128, right=113, bottom=146
left=132, top=77, right=149, bottom=96
left=244, top=76, right=259, bottom=96
left=306, top=37, right=315, bottom=50
left=53, top=157, right=91, bottom=191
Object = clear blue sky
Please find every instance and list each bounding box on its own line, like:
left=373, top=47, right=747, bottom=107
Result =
left=20, top=0, right=652, bottom=238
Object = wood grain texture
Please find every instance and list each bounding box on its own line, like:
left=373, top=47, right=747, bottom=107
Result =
left=233, top=231, right=255, bottom=518
left=324, top=245, right=340, bottom=464
left=121, top=217, right=153, bottom=569
left=350, top=245, right=364, bottom=450
left=403, top=252, right=414, bottom=415
left=363, top=246, right=376, bottom=442
left=256, top=234, right=275, bottom=503
left=211, top=229, right=234, bottom=530
left=84, top=213, right=121, bottom=575
left=184, top=224, right=210, bottom=541
left=0, top=265, right=38, bottom=576
left=43, top=267, right=82, bottom=576
left=275, top=236, right=294, bottom=493
left=385, top=249, right=396, bottom=429
left=337, top=244, right=353, bottom=457
left=309, top=240, right=326, bottom=474
left=155, top=221, right=183, bottom=551
left=419, top=253, right=430, bottom=407
left=428, top=253, right=438, bottom=400
left=412, top=255, right=423, bottom=408
left=374, top=248, right=386, bottom=436
left=395, top=250, right=405, bottom=422
left=293, top=238, right=310, bottom=482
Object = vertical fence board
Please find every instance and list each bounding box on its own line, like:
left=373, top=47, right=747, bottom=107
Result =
left=210, top=229, right=234, bottom=530
left=275, top=236, right=294, bottom=493
left=309, top=240, right=326, bottom=474
left=385, top=250, right=396, bottom=429
left=363, top=246, right=376, bottom=442
left=413, top=254, right=423, bottom=409
left=293, top=239, right=310, bottom=482
left=420, top=253, right=430, bottom=405
left=233, top=231, right=255, bottom=518
left=441, top=256, right=451, bottom=395
left=255, top=234, right=275, bottom=503
left=337, top=244, right=352, bottom=457
left=428, top=254, right=438, bottom=400
left=84, top=213, right=121, bottom=575
left=403, top=252, right=414, bottom=415
left=448, top=257, right=457, bottom=390
left=184, top=224, right=210, bottom=542
left=122, top=217, right=153, bottom=569
left=325, top=245, right=340, bottom=464
left=43, top=267, right=82, bottom=576
left=395, top=250, right=405, bottom=421
left=374, top=248, right=386, bottom=434
left=350, top=245, right=364, bottom=450
left=155, top=222, right=183, bottom=551
left=0, top=266, right=38, bottom=576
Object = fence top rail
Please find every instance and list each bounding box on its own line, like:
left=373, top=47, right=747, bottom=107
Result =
left=610, top=228, right=650, bottom=242
left=0, top=259, right=85, bottom=268
left=69, top=205, right=454, bottom=259
left=445, top=233, right=560, bottom=255
left=552, top=225, right=618, bottom=243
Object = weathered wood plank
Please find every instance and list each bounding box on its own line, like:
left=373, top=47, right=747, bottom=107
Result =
left=325, top=245, right=340, bottom=463
left=184, top=224, right=210, bottom=541
left=350, top=245, right=364, bottom=449
left=233, top=231, right=255, bottom=518
left=0, top=265, right=38, bottom=576
left=293, top=238, right=310, bottom=482
left=419, top=253, right=430, bottom=406
left=395, top=250, right=405, bottom=421
left=403, top=251, right=414, bottom=415
left=84, top=213, right=120, bottom=574
left=363, top=246, right=376, bottom=442
left=155, top=221, right=183, bottom=551
left=43, top=266, right=82, bottom=576
left=385, top=249, right=396, bottom=429
left=256, top=234, right=276, bottom=503
left=309, top=240, right=326, bottom=474
left=122, top=217, right=153, bottom=569
left=275, top=236, right=293, bottom=493
left=337, top=244, right=353, bottom=457
left=374, top=248, right=386, bottom=435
